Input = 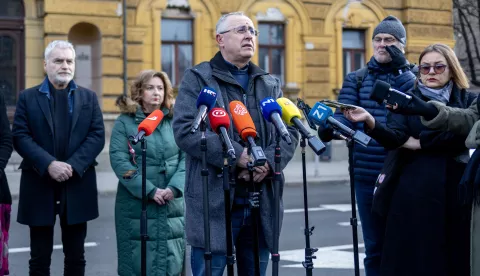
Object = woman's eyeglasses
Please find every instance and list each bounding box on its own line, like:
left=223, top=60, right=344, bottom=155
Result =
left=219, top=25, right=259, bottom=36
left=419, top=64, right=447, bottom=75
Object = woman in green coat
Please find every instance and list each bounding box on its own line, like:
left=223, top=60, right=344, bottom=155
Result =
left=109, top=70, right=185, bottom=276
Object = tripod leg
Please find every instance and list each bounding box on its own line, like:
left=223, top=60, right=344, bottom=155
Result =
left=248, top=166, right=261, bottom=276
left=348, top=144, right=360, bottom=276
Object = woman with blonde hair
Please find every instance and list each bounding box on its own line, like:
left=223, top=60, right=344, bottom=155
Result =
left=110, top=70, right=185, bottom=275
left=342, top=43, right=476, bottom=276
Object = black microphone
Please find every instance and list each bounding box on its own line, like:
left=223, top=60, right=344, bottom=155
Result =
left=370, top=80, right=412, bottom=106
left=260, top=96, right=292, bottom=144
left=308, top=102, right=371, bottom=147
left=191, top=87, right=218, bottom=133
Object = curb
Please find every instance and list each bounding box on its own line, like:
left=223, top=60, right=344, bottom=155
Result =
left=9, top=177, right=351, bottom=200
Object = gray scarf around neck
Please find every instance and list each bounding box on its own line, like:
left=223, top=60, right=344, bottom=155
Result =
left=417, top=80, right=453, bottom=104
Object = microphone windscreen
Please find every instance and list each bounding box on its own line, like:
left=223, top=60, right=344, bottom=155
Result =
left=370, top=80, right=391, bottom=104
left=196, top=87, right=218, bottom=110
left=208, top=107, right=230, bottom=134
left=276, top=97, right=302, bottom=126
left=260, top=96, right=282, bottom=122
left=138, top=109, right=164, bottom=136
left=229, top=101, right=257, bottom=141
left=308, top=102, right=333, bottom=125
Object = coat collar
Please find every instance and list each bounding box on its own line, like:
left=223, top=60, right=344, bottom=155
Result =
left=134, top=105, right=170, bottom=124
left=38, top=77, right=78, bottom=98
left=209, top=51, right=268, bottom=84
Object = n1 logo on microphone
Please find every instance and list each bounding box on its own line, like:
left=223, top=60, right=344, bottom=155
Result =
left=232, top=103, right=248, bottom=115
left=146, top=116, right=158, bottom=121
left=211, top=109, right=227, bottom=117
left=203, top=88, right=216, bottom=97
left=261, top=98, right=275, bottom=107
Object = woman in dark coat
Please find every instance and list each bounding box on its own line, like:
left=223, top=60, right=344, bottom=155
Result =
left=343, top=43, right=475, bottom=276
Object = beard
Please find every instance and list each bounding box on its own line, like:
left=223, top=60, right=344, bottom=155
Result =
left=53, top=73, right=74, bottom=87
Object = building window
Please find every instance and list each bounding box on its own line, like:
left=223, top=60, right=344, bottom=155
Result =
left=342, top=29, right=365, bottom=77
left=258, top=23, right=285, bottom=85
left=0, top=0, right=24, bottom=119
left=161, top=18, right=193, bottom=87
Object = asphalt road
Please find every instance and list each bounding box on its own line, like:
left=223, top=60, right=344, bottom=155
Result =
left=7, top=181, right=366, bottom=276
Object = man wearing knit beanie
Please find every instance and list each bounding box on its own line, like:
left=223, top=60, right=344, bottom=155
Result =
left=317, top=15, right=416, bottom=276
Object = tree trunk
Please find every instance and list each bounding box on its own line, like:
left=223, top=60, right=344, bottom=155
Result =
left=458, top=8, right=479, bottom=84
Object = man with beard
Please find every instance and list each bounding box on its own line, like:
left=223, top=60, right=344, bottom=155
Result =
left=317, top=16, right=416, bottom=276
left=12, top=40, right=105, bottom=276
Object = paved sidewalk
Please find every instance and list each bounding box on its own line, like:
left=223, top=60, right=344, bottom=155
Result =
left=5, top=159, right=350, bottom=199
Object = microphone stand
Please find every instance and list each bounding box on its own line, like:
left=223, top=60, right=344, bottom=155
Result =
left=247, top=148, right=261, bottom=276
left=300, top=134, right=318, bottom=276
left=271, top=132, right=281, bottom=276
left=139, top=137, right=148, bottom=276
left=200, top=120, right=212, bottom=276
left=297, top=99, right=318, bottom=276
left=222, top=142, right=235, bottom=276
left=347, top=140, right=360, bottom=276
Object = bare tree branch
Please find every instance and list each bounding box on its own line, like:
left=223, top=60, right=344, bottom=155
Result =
left=458, top=8, right=479, bottom=84
left=458, top=8, right=480, bottom=65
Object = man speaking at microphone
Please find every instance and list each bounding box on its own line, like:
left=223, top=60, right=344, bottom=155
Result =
left=173, top=11, right=299, bottom=276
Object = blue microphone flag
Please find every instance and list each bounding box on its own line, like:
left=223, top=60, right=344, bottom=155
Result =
left=260, top=96, right=282, bottom=122
left=196, top=87, right=217, bottom=110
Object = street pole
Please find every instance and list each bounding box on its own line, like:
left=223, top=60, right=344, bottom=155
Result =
left=122, top=0, right=127, bottom=97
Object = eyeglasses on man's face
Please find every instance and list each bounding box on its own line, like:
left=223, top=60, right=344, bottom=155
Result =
left=373, top=36, right=396, bottom=44
left=419, top=64, right=448, bottom=75
left=219, top=25, right=259, bottom=37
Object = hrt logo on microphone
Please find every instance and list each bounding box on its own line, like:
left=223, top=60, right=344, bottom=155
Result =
left=211, top=109, right=227, bottom=117
left=233, top=103, right=248, bottom=115
left=203, top=88, right=216, bottom=97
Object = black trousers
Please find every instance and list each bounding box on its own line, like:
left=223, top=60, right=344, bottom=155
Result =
left=28, top=215, right=87, bottom=276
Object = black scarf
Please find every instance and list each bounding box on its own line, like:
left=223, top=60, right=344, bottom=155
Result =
left=459, top=147, right=480, bottom=205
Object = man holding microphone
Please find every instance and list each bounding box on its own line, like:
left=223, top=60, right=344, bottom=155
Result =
left=173, top=11, right=298, bottom=276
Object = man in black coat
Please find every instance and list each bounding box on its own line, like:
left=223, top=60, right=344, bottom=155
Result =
left=12, top=40, right=105, bottom=276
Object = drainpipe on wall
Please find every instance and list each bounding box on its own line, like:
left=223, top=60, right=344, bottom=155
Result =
left=122, top=0, right=128, bottom=97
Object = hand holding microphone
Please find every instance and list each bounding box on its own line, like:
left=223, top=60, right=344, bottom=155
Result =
left=308, top=102, right=371, bottom=147
left=260, top=97, right=292, bottom=144
left=191, top=87, right=218, bottom=133
left=370, top=80, right=438, bottom=119
left=131, top=109, right=164, bottom=144
left=276, top=97, right=326, bottom=155
left=229, top=101, right=267, bottom=167
left=208, top=107, right=236, bottom=161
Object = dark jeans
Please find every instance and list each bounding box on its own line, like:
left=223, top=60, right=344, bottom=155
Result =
left=356, top=179, right=385, bottom=276
left=29, top=216, right=87, bottom=276
left=191, top=203, right=270, bottom=276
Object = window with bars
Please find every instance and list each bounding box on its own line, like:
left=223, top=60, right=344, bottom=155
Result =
left=258, top=23, right=285, bottom=85
left=342, top=29, right=366, bottom=77
left=161, top=18, right=193, bottom=87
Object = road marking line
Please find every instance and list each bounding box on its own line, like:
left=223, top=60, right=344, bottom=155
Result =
left=338, top=221, right=361, bottom=227
left=280, top=243, right=366, bottom=269
left=284, top=207, right=327, bottom=213
left=9, top=242, right=98, bottom=254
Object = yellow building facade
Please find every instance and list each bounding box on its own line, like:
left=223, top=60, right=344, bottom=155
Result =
left=2, top=0, right=455, bottom=117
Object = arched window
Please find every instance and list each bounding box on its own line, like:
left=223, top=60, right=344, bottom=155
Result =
left=0, top=0, right=25, bottom=118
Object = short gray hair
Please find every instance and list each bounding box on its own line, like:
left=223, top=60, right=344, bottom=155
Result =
left=216, top=11, right=247, bottom=34
left=44, top=40, right=76, bottom=60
